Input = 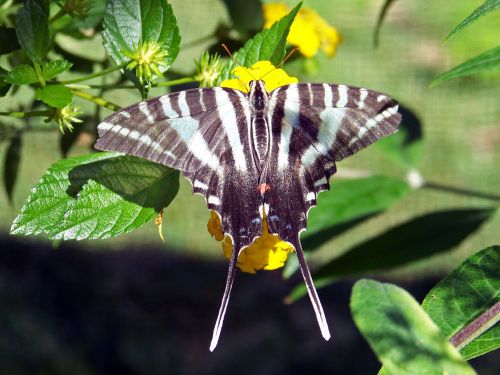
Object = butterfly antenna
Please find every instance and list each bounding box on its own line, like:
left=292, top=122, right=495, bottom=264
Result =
left=221, top=43, right=255, bottom=91
left=209, top=242, right=239, bottom=351
left=259, top=47, right=298, bottom=82
left=291, top=238, right=331, bottom=341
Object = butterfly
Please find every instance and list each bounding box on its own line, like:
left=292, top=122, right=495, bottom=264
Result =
left=94, top=79, right=401, bottom=350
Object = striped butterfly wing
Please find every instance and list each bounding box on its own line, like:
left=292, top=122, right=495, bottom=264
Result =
left=262, top=83, right=401, bottom=338
left=95, top=87, right=264, bottom=248
left=264, top=83, right=401, bottom=242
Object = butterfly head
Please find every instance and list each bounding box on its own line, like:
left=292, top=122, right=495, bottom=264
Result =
left=248, top=80, right=268, bottom=111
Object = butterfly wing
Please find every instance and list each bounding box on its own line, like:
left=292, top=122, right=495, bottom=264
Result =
left=95, top=87, right=264, bottom=350
left=263, top=83, right=401, bottom=338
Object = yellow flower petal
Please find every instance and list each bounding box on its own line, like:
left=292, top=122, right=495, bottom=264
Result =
left=262, top=2, right=342, bottom=58
left=220, top=60, right=297, bottom=93
left=209, top=210, right=295, bottom=274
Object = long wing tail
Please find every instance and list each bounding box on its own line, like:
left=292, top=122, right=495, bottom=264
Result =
left=209, top=242, right=239, bottom=351
left=291, top=238, right=331, bottom=341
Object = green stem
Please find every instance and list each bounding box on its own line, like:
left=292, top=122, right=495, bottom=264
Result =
left=423, top=181, right=500, bottom=202
left=72, top=90, right=122, bottom=111
left=0, top=110, right=50, bottom=118
left=54, top=62, right=129, bottom=85
left=155, top=77, right=197, bottom=87
left=49, top=7, right=67, bottom=23
left=33, top=62, right=45, bottom=86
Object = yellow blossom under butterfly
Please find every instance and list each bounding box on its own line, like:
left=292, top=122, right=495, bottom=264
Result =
left=220, top=61, right=298, bottom=93
left=262, top=2, right=342, bottom=58
left=207, top=211, right=294, bottom=274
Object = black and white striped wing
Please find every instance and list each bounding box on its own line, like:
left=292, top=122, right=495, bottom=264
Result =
left=264, top=82, right=401, bottom=243
left=95, top=87, right=263, bottom=246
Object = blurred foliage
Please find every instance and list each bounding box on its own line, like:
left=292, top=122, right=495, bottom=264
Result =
left=0, top=0, right=498, bottom=373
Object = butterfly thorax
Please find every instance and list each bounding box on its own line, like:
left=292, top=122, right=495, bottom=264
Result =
left=248, top=80, right=271, bottom=174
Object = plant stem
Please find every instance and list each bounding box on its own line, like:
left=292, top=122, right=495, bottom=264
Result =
left=155, top=77, right=197, bottom=87
left=424, top=181, right=500, bottom=202
left=0, top=110, right=50, bottom=118
left=451, top=300, right=500, bottom=351
left=49, top=7, right=67, bottom=23
left=72, top=90, right=122, bottom=111
left=55, top=62, right=129, bottom=85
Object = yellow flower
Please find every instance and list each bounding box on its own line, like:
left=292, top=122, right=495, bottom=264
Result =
left=220, top=61, right=298, bottom=93
left=262, top=2, right=342, bottom=58
left=207, top=211, right=295, bottom=274
left=123, top=41, right=169, bottom=84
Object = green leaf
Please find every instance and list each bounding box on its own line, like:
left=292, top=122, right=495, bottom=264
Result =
left=102, top=0, right=181, bottom=70
left=459, top=324, right=499, bottom=360
left=302, top=176, right=410, bottom=251
left=35, top=85, right=73, bottom=109
left=288, top=208, right=495, bottom=302
left=373, top=0, right=398, bottom=47
left=217, top=1, right=302, bottom=83
left=316, top=208, right=495, bottom=279
left=445, top=0, right=500, bottom=41
left=351, top=279, right=476, bottom=375
left=11, top=152, right=180, bottom=240
left=422, top=246, right=500, bottom=360
left=15, top=0, right=50, bottom=64
left=0, top=66, right=11, bottom=97
left=4, top=64, right=38, bottom=85
left=0, top=27, right=20, bottom=55
left=42, top=60, right=73, bottom=81
left=375, top=105, right=423, bottom=169
left=3, top=133, right=22, bottom=204
left=432, top=46, right=500, bottom=85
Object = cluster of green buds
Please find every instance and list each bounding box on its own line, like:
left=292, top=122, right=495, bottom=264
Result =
left=194, top=51, right=224, bottom=87
left=123, top=41, right=169, bottom=85
left=48, top=105, right=83, bottom=134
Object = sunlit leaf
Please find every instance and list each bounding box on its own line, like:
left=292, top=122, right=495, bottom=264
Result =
left=11, top=152, right=180, bottom=240
left=422, top=246, right=500, bottom=360
left=217, top=2, right=301, bottom=83
left=102, top=0, right=180, bottom=70
left=4, top=64, right=38, bottom=85
left=42, top=60, right=73, bottom=81
left=351, top=279, right=476, bottom=375
left=432, top=46, right=500, bottom=85
left=35, top=85, right=73, bottom=109
left=445, top=0, right=500, bottom=41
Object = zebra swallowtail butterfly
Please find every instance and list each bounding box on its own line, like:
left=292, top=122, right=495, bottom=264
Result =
left=95, top=80, right=401, bottom=351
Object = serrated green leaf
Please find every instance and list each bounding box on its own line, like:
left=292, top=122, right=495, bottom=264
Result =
left=373, top=0, right=398, bottom=47
left=35, top=85, right=73, bottom=108
left=102, top=0, right=180, bottom=70
left=302, top=176, right=410, bottom=251
left=445, top=0, right=500, bottom=41
left=42, top=60, right=73, bottom=81
left=11, top=152, right=180, bottom=240
left=3, top=133, right=22, bottom=203
left=0, top=27, right=20, bottom=55
left=0, top=66, right=11, bottom=96
left=217, top=1, right=302, bottom=83
left=15, top=0, right=49, bottom=64
left=432, top=46, right=500, bottom=85
left=4, top=64, right=38, bottom=85
left=351, top=279, right=476, bottom=375
left=376, top=105, right=423, bottom=169
left=288, top=208, right=495, bottom=302
left=422, top=246, right=500, bottom=360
